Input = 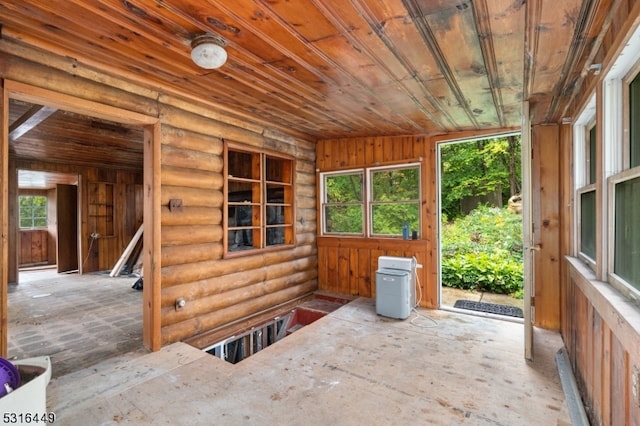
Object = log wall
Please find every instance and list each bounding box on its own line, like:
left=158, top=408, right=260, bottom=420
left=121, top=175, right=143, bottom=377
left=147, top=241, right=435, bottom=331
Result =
left=316, top=135, right=438, bottom=307
left=1, top=47, right=318, bottom=349
left=0, top=49, right=318, bottom=349
left=157, top=122, right=318, bottom=346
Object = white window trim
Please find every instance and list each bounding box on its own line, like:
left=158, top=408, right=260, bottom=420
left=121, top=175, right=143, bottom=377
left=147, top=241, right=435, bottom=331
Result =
left=573, top=94, right=596, bottom=261
left=576, top=184, right=597, bottom=268
left=320, top=162, right=422, bottom=238
left=599, top=21, right=640, bottom=298
left=319, top=169, right=365, bottom=237
left=606, top=166, right=640, bottom=305
left=367, top=162, right=422, bottom=238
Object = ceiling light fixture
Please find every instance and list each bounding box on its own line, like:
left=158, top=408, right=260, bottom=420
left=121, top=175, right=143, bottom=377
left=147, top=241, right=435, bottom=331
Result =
left=191, top=34, right=227, bottom=69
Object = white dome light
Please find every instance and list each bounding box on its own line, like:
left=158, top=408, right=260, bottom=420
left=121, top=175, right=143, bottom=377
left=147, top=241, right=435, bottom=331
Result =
left=191, top=34, right=227, bottom=69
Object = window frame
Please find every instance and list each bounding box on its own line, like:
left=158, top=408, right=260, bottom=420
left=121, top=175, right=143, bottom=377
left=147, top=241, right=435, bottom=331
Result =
left=320, top=169, right=365, bottom=236
left=607, top=166, right=640, bottom=302
left=224, top=143, right=295, bottom=257
left=579, top=24, right=640, bottom=306
left=18, top=194, right=48, bottom=229
left=576, top=184, right=597, bottom=268
left=573, top=94, right=597, bottom=268
left=367, top=163, right=421, bottom=238
left=320, top=162, right=422, bottom=238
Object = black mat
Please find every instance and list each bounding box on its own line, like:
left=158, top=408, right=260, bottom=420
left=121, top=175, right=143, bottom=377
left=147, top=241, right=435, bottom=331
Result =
left=454, top=300, right=524, bottom=318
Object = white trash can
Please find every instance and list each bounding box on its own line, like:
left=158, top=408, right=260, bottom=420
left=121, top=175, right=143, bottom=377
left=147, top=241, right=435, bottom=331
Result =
left=0, top=356, right=52, bottom=423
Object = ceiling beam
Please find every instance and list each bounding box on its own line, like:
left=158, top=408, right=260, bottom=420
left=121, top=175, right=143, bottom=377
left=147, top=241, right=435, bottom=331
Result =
left=9, top=104, right=58, bottom=141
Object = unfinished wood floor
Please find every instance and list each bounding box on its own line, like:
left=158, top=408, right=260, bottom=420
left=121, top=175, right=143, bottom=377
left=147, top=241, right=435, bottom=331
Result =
left=48, top=297, right=567, bottom=425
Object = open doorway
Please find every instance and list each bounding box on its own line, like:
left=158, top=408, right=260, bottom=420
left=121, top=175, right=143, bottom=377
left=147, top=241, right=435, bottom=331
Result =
left=2, top=82, right=159, bottom=373
left=437, top=133, right=524, bottom=321
left=16, top=170, right=79, bottom=275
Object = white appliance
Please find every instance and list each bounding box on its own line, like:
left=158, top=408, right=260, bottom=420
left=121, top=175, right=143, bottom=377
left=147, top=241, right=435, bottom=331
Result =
left=375, top=256, right=416, bottom=319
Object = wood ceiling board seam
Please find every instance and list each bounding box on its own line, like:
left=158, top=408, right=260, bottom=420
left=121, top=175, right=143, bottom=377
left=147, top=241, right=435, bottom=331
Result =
left=152, top=0, right=337, bottom=99
left=523, top=0, right=544, bottom=103
left=545, top=0, right=614, bottom=123
left=472, top=0, right=508, bottom=128
left=528, top=1, right=582, bottom=96
left=254, top=0, right=341, bottom=43
left=421, top=4, right=496, bottom=128
left=0, top=17, right=323, bottom=139
left=347, top=0, right=461, bottom=129
left=1, top=1, right=206, bottom=82
left=363, top=15, right=462, bottom=130
left=160, top=0, right=341, bottom=88
left=299, top=0, right=439, bottom=133
left=213, top=0, right=429, bottom=134
left=557, top=0, right=620, bottom=123
left=152, top=0, right=379, bottom=133
left=321, top=0, right=449, bottom=131
left=403, top=0, right=483, bottom=128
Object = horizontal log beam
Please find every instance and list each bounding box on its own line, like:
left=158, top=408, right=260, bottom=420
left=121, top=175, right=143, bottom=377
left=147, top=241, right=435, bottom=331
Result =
left=161, top=280, right=317, bottom=344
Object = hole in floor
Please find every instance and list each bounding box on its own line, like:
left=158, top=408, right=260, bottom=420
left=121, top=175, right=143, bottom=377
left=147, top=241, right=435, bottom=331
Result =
left=203, top=294, right=351, bottom=364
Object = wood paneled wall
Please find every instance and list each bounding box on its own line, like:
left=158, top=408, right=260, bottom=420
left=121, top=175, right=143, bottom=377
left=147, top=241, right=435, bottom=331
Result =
left=317, top=130, right=563, bottom=327
left=10, top=160, right=143, bottom=278
left=316, top=135, right=438, bottom=307
left=565, top=260, right=640, bottom=425
left=531, top=125, right=561, bottom=330
left=18, top=229, right=49, bottom=266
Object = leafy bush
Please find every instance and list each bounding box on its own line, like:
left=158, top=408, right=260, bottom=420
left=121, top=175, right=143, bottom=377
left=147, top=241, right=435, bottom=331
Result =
left=441, top=205, right=523, bottom=296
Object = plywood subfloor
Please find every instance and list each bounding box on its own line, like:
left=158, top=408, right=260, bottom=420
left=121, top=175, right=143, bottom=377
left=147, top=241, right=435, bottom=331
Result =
left=48, top=298, right=567, bottom=425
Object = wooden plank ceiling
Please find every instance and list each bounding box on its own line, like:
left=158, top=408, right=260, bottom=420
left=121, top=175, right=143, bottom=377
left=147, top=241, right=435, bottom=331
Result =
left=0, top=0, right=608, bottom=175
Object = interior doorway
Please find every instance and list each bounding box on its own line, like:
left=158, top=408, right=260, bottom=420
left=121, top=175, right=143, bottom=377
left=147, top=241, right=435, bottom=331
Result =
left=16, top=171, right=80, bottom=277
left=2, top=80, right=161, bottom=363
left=437, top=133, right=525, bottom=322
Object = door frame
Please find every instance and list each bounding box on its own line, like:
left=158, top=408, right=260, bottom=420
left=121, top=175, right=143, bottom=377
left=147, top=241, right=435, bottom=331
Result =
left=1, top=80, right=162, bottom=355
left=435, top=129, right=530, bottom=358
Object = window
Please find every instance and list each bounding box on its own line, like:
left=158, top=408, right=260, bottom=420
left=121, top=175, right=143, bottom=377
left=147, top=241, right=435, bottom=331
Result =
left=321, top=163, right=421, bottom=238
left=579, top=189, right=596, bottom=261
left=225, top=146, right=294, bottom=254
left=587, top=26, right=640, bottom=303
left=369, top=166, right=420, bottom=237
left=574, top=96, right=597, bottom=266
left=611, top=173, right=640, bottom=292
left=606, top=65, right=640, bottom=296
left=19, top=195, right=47, bottom=228
left=322, top=171, right=364, bottom=235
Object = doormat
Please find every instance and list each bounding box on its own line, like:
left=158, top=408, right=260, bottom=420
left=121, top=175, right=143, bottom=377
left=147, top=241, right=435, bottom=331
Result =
left=453, top=300, right=524, bottom=318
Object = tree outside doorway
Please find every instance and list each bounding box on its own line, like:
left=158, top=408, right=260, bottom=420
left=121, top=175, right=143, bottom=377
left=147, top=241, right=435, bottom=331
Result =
left=439, top=134, right=524, bottom=315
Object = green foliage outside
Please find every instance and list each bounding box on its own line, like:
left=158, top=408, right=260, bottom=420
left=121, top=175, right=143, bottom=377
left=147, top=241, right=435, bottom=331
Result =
left=441, top=205, right=524, bottom=297
left=440, top=135, right=521, bottom=221
left=19, top=195, right=47, bottom=228
left=324, top=167, right=420, bottom=236
left=371, top=168, right=420, bottom=236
